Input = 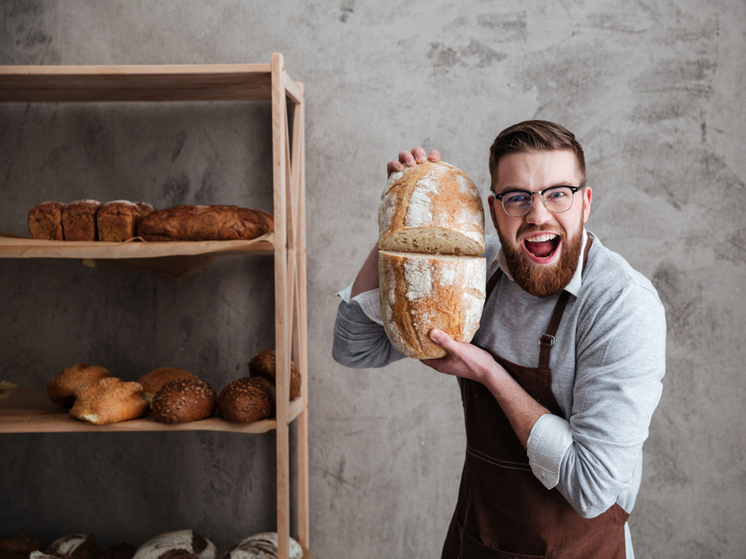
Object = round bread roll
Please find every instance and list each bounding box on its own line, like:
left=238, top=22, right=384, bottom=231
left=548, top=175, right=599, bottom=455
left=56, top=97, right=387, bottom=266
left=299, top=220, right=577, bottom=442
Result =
left=378, top=160, right=485, bottom=256
left=132, top=530, right=215, bottom=559
left=47, top=363, right=112, bottom=408
left=69, top=377, right=148, bottom=425
left=151, top=379, right=217, bottom=424
left=220, top=533, right=302, bottom=559
left=379, top=250, right=486, bottom=359
left=218, top=377, right=275, bottom=423
left=43, top=535, right=99, bottom=559
left=138, top=367, right=199, bottom=403
left=248, top=350, right=301, bottom=400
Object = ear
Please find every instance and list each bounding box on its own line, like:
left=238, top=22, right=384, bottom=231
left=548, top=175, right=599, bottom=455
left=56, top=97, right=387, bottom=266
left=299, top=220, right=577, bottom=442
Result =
left=488, top=195, right=499, bottom=230
left=581, top=186, right=592, bottom=224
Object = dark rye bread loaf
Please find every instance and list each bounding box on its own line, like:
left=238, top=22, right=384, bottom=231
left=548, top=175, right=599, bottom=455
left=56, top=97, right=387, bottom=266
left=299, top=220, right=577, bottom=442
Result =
left=248, top=350, right=301, bottom=400
left=217, top=376, right=275, bottom=423
left=28, top=201, right=67, bottom=240
left=62, top=200, right=102, bottom=241
left=137, top=205, right=273, bottom=241
left=97, top=200, right=156, bottom=242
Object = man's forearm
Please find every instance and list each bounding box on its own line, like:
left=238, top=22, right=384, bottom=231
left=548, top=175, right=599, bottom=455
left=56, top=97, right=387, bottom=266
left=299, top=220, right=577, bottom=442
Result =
left=351, top=244, right=380, bottom=297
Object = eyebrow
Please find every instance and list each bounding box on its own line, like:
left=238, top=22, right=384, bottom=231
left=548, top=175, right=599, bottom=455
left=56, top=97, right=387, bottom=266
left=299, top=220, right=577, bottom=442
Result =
left=494, top=182, right=577, bottom=195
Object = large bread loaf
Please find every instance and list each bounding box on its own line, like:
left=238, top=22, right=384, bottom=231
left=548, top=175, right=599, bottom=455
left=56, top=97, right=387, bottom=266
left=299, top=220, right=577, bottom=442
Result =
left=378, top=160, right=486, bottom=359
left=378, top=160, right=485, bottom=255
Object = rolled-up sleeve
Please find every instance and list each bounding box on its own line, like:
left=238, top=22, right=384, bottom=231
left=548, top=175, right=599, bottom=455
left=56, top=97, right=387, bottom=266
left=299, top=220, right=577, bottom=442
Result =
left=332, top=286, right=405, bottom=369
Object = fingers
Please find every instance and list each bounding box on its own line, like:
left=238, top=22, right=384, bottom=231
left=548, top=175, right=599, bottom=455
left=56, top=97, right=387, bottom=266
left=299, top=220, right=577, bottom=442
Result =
left=429, top=329, right=455, bottom=351
left=386, top=148, right=441, bottom=177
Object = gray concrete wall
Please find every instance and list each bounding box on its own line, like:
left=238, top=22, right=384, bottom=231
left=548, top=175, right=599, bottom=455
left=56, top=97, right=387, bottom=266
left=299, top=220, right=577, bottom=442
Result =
left=1, top=1, right=744, bottom=557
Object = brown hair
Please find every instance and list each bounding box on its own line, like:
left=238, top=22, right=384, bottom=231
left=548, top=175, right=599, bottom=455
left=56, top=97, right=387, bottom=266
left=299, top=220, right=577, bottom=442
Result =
left=488, top=120, right=586, bottom=187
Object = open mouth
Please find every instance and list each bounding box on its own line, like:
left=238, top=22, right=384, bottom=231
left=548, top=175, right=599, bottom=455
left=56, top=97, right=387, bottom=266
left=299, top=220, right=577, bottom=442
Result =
left=523, top=233, right=561, bottom=260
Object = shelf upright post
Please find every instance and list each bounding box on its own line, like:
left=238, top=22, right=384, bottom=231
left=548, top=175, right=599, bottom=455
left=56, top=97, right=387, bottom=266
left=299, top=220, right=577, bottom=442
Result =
left=271, top=52, right=291, bottom=559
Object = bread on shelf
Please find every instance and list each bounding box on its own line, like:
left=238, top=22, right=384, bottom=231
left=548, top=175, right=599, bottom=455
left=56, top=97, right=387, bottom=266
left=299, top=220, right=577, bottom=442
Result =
left=97, top=200, right=156, bottom=242
left=138, top=367, right=200, bottom=404
left=27, top=201, right=67, bottom=240
left=62, top=200, right=102, bottom=241
left=220, top=533, right=303, bottom=559
left=217, top=377, right=276, bottom=423
left=69, top=377, right=148, bottom=425
left=151, top=379, right=217, bottom=424
left=47, top=363, right=113, bottom=408
left=249, top=350, right=301, bottom=400
left=137, top=205, right=274, bottom=241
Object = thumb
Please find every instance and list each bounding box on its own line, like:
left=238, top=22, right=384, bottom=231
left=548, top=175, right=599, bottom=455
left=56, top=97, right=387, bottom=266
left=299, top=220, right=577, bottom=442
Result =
left=429, top=329, right=455, bottom=349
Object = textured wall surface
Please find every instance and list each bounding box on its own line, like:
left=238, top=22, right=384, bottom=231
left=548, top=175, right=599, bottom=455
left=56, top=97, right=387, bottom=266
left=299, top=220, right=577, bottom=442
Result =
left=1, top=1, right=745, bottom=557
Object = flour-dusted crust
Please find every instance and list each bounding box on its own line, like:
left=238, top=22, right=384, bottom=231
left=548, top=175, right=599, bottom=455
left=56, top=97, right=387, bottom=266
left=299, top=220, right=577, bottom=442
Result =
left=378, top=161, right=485, bottom=256
left=69, top=377, right=148, bottom=425
left=132, top=530, right=216, bottom=559
left=43, top=535, right=99, bottom=559
left=379, top=251, right=486, bottom=359
left=137, top=205, right=273, bottom=241
left=220, top=533, right=302, bottom=559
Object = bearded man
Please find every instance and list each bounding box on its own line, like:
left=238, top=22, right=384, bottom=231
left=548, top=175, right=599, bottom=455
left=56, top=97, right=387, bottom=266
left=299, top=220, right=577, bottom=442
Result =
left=332, top=120, right=666, bottom=559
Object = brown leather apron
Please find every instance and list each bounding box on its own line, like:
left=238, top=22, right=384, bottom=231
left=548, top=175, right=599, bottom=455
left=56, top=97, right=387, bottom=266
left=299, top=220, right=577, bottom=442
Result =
left=441, top=236, right=629, bottom=559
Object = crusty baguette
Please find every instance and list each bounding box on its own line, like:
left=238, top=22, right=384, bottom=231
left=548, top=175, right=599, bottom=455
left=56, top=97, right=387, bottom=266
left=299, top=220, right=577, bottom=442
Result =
left=378, top=160, right=485, bottom=256
left=379, top=250, right=486, bottom=359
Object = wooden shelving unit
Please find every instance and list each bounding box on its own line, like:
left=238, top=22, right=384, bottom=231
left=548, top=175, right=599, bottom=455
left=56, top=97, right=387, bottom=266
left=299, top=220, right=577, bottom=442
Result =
left=0, top=53, right=309, bottom=559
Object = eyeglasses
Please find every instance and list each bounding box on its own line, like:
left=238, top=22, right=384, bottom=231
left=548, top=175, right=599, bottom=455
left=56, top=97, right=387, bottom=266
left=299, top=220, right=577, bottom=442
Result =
left=491, top=182, right=586, bottom=217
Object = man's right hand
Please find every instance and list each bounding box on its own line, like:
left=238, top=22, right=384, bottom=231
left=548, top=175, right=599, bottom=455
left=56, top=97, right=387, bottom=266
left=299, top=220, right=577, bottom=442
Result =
left=386, top=148, right=441, bottom=177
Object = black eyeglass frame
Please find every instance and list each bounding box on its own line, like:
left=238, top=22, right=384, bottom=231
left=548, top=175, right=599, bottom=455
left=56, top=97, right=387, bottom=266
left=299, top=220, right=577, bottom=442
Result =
left=490, top=182, right=587, bottom=217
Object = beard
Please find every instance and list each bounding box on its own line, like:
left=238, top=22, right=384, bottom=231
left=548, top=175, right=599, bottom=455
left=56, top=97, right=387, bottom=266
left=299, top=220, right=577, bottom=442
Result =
left=497, top=213, right=584, bottom=298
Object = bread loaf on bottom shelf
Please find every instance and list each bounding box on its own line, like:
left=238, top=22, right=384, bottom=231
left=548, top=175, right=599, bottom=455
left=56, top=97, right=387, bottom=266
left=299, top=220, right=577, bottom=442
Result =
left=27, top=201, right=67, bottom=240
left=220, top=533, right=303, bottom=559
left=132, top=530, right=216, bottom=559
left=379, top=250, right=486, bottom=360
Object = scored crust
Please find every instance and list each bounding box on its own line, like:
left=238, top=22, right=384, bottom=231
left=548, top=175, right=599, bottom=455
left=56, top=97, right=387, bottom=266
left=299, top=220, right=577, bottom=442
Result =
left=378, top=161, right=485, bottom=256
left=379, top=250, right=486, bottom=359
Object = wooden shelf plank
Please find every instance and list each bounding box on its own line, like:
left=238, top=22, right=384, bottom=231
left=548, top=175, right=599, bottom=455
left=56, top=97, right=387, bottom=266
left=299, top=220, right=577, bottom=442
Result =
left=0, top=387, right=304, bottom=434
left=0, top=233, right=274, bottom=259
left=0, top=64, right=273, bottom=103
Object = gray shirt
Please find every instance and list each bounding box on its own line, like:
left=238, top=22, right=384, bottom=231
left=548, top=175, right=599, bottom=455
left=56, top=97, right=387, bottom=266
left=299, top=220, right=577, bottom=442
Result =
left=333, top=231, right=666, bottom=555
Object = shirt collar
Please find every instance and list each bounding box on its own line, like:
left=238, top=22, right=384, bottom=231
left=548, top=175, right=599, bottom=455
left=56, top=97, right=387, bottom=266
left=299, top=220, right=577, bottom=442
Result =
left=495, top=228, right=588, bottom=297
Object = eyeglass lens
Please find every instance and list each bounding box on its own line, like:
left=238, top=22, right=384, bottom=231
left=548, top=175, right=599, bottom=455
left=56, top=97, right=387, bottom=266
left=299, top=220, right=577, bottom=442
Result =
left=501, top=186, right=575, bottom=216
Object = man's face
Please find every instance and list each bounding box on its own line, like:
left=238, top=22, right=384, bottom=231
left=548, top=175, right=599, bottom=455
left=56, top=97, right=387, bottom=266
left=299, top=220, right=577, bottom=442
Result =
left=489, top=149, right=592, bottom=297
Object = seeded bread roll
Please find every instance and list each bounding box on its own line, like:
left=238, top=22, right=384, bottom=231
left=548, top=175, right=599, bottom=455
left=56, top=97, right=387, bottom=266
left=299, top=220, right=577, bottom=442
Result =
left=137, top=205, right=274, bottom=241
left=151, top=379, right=217, bottom=424
left=97, top=200, right=156, bottom=242
left=43, top=535, right=99, bottom=559
left=138, top=367, right=199, bottom=404
left=218, top=377, right=276, bottom=423
left=249, top=350, right=301, bottom=400
left=28, top=201, right=67, bottom=240
left=220, top=533, right=302, bottom=559
left=379, top=250, right=486, bottom=359
left=47, top=363, right=113, bottom=408
left=62, top=199, right=102, bottom=241
left=132, top=530, right=215, bottom=559
left=378, top=160, right=485, bottom=256
left=69, top=377, right=148, bottom=425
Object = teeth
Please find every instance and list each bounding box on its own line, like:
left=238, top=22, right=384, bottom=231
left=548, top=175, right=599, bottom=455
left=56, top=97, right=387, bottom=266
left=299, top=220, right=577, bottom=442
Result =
left=525, top=233, right=557, bottom=243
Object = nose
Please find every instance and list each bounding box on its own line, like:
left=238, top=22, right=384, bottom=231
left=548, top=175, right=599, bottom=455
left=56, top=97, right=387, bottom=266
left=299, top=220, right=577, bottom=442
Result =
left=524, top=192, right=552, bottom=224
